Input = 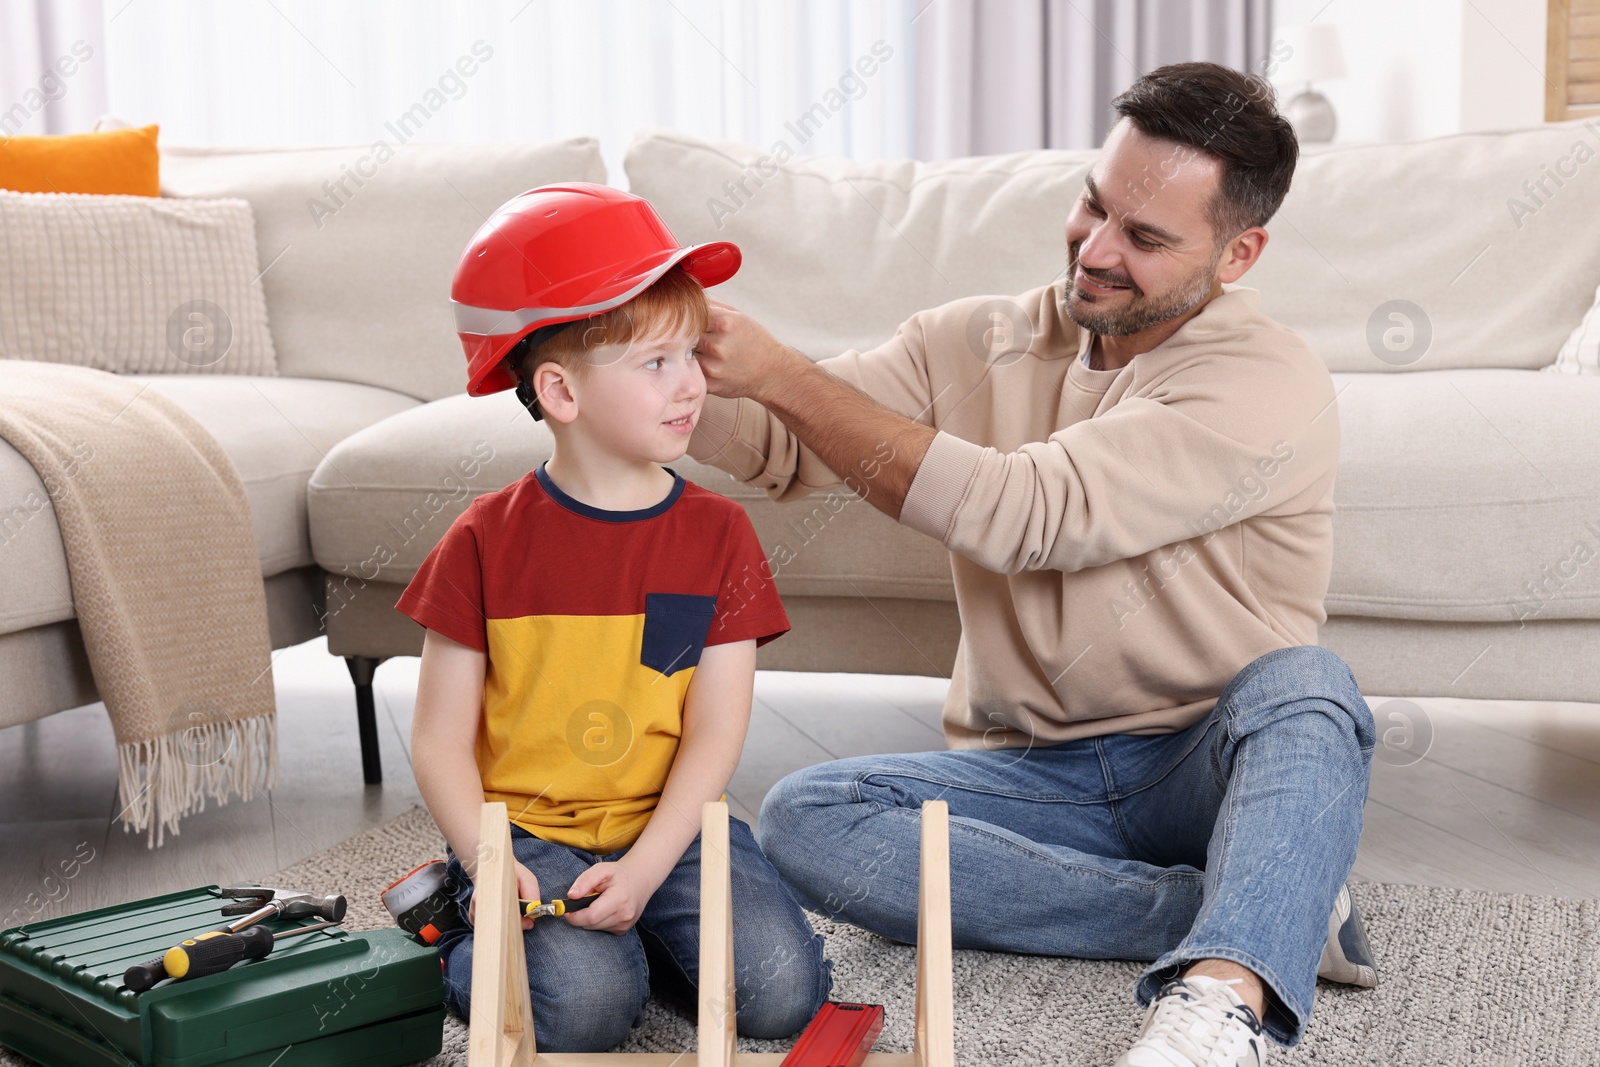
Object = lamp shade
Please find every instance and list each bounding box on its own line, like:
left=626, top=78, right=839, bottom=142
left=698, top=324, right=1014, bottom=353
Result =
left=1273, top=23, right=1348, bottom=84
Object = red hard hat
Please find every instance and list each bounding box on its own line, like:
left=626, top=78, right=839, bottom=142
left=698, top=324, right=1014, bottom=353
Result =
left=451, top=183, right=741, bottom=397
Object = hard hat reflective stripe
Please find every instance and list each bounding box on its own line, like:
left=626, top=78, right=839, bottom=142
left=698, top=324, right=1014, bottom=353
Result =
left=452, top=291, right=624, bottom=337
left=452, top=246, right=696, bottom=337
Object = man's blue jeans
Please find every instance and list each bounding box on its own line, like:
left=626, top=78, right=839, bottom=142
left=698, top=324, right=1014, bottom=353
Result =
left=756, top=645, right=1375, bottom=1047
left=434, top=815, right=833, bottom=1052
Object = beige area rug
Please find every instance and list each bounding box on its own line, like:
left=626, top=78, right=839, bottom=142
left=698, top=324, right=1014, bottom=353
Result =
left=7, top=807, right=1597, bottom=1065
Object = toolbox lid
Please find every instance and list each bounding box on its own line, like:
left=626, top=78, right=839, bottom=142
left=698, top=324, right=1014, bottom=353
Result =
left=0, top=885, right=443, bottom=1067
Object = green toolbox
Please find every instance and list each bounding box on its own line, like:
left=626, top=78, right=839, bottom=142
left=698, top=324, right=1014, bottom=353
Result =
left=0, top=885, right=445, bottom=1067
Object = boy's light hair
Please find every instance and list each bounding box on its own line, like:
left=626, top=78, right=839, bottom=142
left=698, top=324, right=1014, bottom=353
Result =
left=515, top=265, right=710, bottom=392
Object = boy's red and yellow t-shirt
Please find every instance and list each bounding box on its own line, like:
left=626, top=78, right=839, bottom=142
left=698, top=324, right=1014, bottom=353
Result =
left=396, top=462, right=789, bottom=853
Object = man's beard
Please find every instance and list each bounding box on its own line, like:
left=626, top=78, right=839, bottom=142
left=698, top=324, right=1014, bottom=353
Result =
left=1062, top=241, right=1221, bottom=338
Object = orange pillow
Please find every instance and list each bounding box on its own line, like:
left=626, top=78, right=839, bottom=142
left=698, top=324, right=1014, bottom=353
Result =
left=0, top=124, right=160, bottom=197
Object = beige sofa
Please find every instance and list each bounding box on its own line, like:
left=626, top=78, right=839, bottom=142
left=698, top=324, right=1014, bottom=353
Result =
left=0, top=137, right=606, bottom=780
left=6, top=120, right=1599, bottom=786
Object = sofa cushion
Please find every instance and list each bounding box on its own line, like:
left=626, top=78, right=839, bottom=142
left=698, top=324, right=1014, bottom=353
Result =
left=1328, top=369, right=1600, bottom=623
left=0, top=376, right=418, bottom=637
left=307, top=391, right=952, bottom=603
left=625, top=119, right=1600, bottom=374
left=0, top=124, right=161, bottom=197
left=309, top=369, right=1600, bottom=628
left=1549, top=274, right=1600, bottom=375
left=0, top=190, right=277, bottom=375
left=1251, top=120, right=1600, bottom=374
left=625, top=129, right=1097, bottom=368
left=159, top=138, right=608, bottom=404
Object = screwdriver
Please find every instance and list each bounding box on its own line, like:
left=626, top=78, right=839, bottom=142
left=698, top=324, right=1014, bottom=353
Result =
left=163, top=920, right=341, bottom=982
left=520, top=894, right=600, bottom=919
left=125, top=906, right=282, bottom=993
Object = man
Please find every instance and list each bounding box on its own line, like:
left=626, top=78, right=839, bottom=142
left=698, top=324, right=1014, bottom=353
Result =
left=689, top=62, right=1376, bottom=1067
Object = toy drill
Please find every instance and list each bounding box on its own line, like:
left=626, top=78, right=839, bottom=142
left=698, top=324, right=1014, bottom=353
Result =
left=381, top=861, right=469, bottom=945
left=382, top=860, right=599, bottom=943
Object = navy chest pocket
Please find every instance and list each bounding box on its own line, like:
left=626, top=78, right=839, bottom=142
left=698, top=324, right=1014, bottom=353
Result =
left=640, top=593, right=719, bottom=677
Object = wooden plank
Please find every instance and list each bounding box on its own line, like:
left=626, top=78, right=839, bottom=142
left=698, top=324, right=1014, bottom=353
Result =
left=1376, top=698, right=1600, bottom=824
left=1436, top=698, right=1600, bottom=768
left=1366, top=755, right=1600, bottom=898
left=263, top=674, right=423, bottom=871
left=469, top=802, right=537, bottom=1067
left=1552, top=0, right=1600, bottom=116
left=913, top=801, right=954, bottom=1067
left=727, top=701, right=838, bottom=819
left=0, top=817, right=111, bottom=928
left=0, top=704, right=120, bottom=825
left=1551, top=0, right=1574, bottom=120
left=526, top=1057, right=921, bottom=1066
left=1352, top=799, right=1574, bottom=896
left=96, top=789, right=275, bottom=901
left=516, top=800, right=955, bottom=1065
left=1570, top=58, right=1600, bottom=82
left=527, top=1058, right=693, bottom=1066
left=699, top=802, right=736, bottom=1067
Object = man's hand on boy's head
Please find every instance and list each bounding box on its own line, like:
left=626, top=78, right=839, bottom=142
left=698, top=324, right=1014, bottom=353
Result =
left=561, top=855, right=667, bottom=935
left=695, top=299, right=800, bottom=403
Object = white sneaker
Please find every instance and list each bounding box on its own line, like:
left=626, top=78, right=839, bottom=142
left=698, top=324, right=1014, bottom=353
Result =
left=1317, top=882, right=1378, bottom=988
left=1114, top=975, right=1266, bottom=1067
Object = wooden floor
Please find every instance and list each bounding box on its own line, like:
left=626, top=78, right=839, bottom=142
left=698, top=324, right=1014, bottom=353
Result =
left=4, top=636, right=1599, bottom=928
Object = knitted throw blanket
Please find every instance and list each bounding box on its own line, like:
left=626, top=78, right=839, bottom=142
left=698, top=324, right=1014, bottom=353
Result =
left=0, top=363, right=277, bottom=846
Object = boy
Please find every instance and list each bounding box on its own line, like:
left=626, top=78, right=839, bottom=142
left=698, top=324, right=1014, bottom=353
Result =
left=397, top=184, right=832, bottom=1052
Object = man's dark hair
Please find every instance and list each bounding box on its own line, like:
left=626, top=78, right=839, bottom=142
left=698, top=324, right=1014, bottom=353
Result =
left=1110, top=61, right=1298, bottom=242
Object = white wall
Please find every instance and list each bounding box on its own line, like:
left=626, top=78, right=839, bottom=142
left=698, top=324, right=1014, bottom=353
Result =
left=1271, top=0, right=1547, bottom=144
left=1458, top=0, right=1549, bottom=132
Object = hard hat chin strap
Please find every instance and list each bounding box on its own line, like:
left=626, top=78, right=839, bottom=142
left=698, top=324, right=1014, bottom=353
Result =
left=508, top=320, right=581, bottom=423
left=513, top=377, right=544, bottom=422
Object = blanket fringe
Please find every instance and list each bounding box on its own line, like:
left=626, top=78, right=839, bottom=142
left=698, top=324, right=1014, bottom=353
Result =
left=115, top=713, right=280, bottom=848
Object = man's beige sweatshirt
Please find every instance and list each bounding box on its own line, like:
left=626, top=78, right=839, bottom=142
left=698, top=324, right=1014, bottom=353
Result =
left=688, top=281, right=1340, bottom=748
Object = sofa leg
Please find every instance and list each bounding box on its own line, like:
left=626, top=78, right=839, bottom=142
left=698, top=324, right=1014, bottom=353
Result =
left=344, top=655, right=389, bottom=785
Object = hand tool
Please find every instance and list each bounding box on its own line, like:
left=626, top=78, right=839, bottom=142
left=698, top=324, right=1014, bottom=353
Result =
left=215, top=886, right=347, bottom=926
left=780, top=1001, right=885, bottom=1067
left=122, top=886, right=346, bottom=992
left=163, top=919, right=342, bottom=982
left=381, top=860, right=468, bottom=945
left=520, top=893, right=600, bottom=919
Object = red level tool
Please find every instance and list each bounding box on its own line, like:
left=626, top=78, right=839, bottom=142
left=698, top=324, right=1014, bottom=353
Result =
left=780, top=1001, right=885, bottom=1067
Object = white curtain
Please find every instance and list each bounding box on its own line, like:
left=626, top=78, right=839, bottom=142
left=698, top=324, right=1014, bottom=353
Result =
left=0, top=0, right=108, bottom=138
left=93, top=0, right=919, bottom=179
left=916, top=0, right=1275, bottom=157
left=4, top=1, right=1272, bottom=165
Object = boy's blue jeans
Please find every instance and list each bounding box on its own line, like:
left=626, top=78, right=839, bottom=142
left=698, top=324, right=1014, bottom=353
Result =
left=756, top=645, right=1375, bottom=1048
left=434, top=815, right=832, bottom=1052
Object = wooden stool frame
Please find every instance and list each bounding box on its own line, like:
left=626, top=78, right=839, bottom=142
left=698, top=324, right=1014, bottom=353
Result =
left=468, top=799, right=955, bottom=1066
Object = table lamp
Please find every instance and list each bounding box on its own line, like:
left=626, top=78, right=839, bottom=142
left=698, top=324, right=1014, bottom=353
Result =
left=1274, top=23, right=1347, bottom=143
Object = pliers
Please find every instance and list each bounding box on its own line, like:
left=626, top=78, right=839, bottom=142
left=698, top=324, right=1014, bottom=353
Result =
left=519, top=894, right=600, bottom=919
